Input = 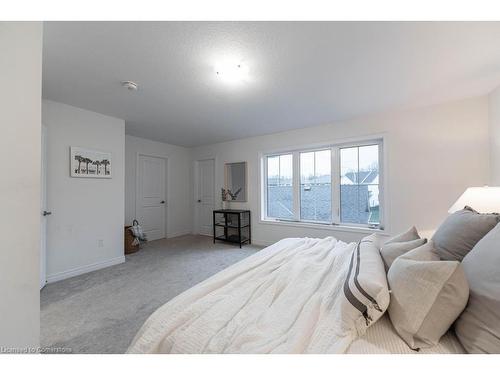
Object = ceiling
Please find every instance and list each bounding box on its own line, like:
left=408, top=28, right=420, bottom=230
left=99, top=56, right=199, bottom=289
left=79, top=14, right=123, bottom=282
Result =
left=43, top=22, right=500, bottom=147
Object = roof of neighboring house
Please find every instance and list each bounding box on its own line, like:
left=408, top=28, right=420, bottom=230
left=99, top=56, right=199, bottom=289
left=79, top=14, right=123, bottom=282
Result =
left=344, top=170, right=378, bottom=184
left=267, top=184, right=379, bottom=225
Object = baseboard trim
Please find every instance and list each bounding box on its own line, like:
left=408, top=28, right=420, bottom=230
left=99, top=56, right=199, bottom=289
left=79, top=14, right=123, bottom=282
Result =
left=46, top=255, right=126, bottom=284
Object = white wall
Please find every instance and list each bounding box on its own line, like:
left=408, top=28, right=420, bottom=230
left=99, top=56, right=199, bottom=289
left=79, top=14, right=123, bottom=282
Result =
left=191, top=96, right=490, bottom=245
left=42, top=100, right=125, bottom=282
left=489, top=86, right=500, bottom=185
left=0, top=22, right=42, bottom=348
left=125, top=135, right=192, bottom=238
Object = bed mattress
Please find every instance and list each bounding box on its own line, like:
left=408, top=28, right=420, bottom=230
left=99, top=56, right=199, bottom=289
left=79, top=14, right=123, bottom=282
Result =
left=347, top=315, right=465, bottom=354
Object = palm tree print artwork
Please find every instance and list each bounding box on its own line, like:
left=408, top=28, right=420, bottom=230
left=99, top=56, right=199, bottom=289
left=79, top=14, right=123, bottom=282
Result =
left=92, top=160, right=101, bottom=174
left=70, top=147, right=112, bottom=178
left=74, top=155, right=84, bottom=173
left=84, top=158, right=92, bottom=174
left=101, top=159, right=110, bottom=175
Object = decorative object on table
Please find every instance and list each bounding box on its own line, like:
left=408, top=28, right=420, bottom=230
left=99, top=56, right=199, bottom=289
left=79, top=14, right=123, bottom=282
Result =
left=213, top=209, right=251, bottom=248
left=70, top=146, right=112, bottom=178
left=221, top=188, right=229, bottom=209
left=224, top=162, right=247, bottom=202
left=221, top=187, right=242, bottom=210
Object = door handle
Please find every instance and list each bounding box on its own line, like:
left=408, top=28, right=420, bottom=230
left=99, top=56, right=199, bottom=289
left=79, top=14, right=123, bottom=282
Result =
left=161, top=201, right=165, bottom=204
left=43, top=211, right=52, bottom=216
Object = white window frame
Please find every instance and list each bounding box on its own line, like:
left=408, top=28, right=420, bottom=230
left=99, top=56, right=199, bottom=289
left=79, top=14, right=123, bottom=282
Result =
left=260, top=137, right=385, bottom=232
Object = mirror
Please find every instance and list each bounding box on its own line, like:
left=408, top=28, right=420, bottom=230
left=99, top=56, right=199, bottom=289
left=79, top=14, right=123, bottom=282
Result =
left=224, top=162, right=247, bottom=202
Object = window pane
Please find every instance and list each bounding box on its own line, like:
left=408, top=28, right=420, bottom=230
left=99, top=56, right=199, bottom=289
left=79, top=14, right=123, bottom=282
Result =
left=367, top=185, right=380, bottom=225
left=359, top=145, right=379, bottom=184
left=300, top=152, right=314, bottom=184
left=300, top=150, right=331, bottom=222
left=340, top=147, right=358, bottom=184
left=340, top=145, right=380, bottom=225
left=267, top=154, right=294, bottom=220
left=280, top=154, right=293, bottom=185
left=267, top=155, right=279, bottom=181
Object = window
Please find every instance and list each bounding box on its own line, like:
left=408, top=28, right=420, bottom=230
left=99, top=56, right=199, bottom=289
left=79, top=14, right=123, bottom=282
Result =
left=263, top=140, right=383, bottom=229
left=340, top=145, right=380, bottom=226
left=300, top=149, right=331, bottom=222
left=266, top=154, right=294, bottom=220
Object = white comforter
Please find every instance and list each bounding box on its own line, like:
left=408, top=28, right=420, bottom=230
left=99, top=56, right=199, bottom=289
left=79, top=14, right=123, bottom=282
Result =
left=128, top=237, right=387, bottom=354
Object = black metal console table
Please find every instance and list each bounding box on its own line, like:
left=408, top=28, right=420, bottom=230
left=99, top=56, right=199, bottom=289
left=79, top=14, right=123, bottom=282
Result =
left=213, top=209, right=251, bottom=248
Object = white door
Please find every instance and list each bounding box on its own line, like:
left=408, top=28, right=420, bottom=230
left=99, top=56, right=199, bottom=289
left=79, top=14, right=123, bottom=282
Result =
left=197, top=159, right=215, bottom=236
left=137, top=155, right=166, bottom=241
left=40, top=125, right=48, bottom=289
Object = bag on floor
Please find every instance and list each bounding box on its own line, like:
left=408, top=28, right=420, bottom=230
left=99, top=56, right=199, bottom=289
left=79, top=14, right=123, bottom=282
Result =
left=129, top=219, right=147, bottom=246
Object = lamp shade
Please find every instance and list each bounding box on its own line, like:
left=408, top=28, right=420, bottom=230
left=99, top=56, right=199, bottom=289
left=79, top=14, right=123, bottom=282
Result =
left=448, top=186, right=500, bottom=214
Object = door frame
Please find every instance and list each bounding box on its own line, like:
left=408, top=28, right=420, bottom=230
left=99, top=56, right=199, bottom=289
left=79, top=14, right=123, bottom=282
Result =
left=194, top=157, right=217, bottom=236
left=40, top=124, right=48, bottom=289
left=135, top=152, right=169, bottom=239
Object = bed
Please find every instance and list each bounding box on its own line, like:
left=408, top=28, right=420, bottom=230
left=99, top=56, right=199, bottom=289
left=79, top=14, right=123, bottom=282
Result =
left=127, top=236, right=464, bottom=354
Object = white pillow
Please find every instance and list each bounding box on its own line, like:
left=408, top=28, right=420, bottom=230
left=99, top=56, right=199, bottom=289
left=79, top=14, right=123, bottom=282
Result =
left=341, top=234, right=390, bottom=332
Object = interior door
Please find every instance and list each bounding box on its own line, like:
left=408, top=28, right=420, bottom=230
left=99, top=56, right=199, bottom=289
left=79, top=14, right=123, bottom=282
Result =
left=40, top=125, right=48, bottom=289
left=137, top=155, right=166, bottom=241
left=197, top=159, right=215, bottom=236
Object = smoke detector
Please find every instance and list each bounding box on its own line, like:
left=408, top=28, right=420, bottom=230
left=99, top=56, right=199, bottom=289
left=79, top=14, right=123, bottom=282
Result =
left=121, top=81, right=139, bottom=91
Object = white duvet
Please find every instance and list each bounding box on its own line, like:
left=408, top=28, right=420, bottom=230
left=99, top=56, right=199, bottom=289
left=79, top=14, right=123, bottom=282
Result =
left=128, top=236, right=389, bottom=354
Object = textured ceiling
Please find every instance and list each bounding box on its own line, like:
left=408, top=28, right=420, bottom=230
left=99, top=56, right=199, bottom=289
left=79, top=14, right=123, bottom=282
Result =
left=43, top=21, right=500, bottom=147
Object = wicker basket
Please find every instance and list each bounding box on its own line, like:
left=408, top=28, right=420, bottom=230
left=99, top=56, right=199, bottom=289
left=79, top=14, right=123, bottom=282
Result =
left=124, top=225, right=139, bottom=254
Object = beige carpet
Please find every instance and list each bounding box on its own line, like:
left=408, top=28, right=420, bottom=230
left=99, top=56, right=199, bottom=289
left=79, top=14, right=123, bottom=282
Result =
left=40, top=235, right=261, bottom=353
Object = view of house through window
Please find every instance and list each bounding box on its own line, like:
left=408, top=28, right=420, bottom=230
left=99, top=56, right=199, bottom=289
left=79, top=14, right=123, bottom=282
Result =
left=266, top=154, right=294, bottom=220
left=300, top=149, right=332, bottom=222
left=264, top=140, right=382, bottom=228
left=340, top=145, right=380, bottom=225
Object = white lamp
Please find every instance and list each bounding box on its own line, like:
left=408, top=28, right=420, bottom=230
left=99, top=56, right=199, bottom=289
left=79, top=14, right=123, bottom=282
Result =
left=448, top=186, right=500, bottom=214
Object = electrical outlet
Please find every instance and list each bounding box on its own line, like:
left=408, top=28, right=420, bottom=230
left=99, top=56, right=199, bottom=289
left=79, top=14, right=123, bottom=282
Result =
left=98, top=239, right=104, bottom=248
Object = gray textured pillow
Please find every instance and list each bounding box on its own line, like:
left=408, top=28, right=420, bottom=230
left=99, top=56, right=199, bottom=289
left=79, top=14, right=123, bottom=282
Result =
left=387, top=242, right=469, bottom=350
left=432, top=206, right=499, bottom=261
left=455, top=223, right=500, bottom=353
left=380, top=238, right=427, bottom=271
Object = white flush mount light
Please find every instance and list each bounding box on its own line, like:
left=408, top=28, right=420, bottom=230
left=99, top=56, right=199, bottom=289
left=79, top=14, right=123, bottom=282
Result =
left=214, top=61, right=249, bottom=85
left=121, top=81, right=139, bottom=91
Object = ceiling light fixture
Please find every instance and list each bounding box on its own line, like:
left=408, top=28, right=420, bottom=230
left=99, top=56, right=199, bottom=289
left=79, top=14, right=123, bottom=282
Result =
left=121, top=81, right=139, bottom=91
left=214, top=61, right=249, bottom=85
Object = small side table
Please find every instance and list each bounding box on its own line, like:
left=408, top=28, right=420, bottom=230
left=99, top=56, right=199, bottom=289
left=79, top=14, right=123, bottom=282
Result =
left=213, top=210, right=251, bottom=248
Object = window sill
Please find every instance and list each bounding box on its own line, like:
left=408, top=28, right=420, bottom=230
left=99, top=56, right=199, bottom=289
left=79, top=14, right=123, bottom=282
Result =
left=259, top=218, right=389, bottom=236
